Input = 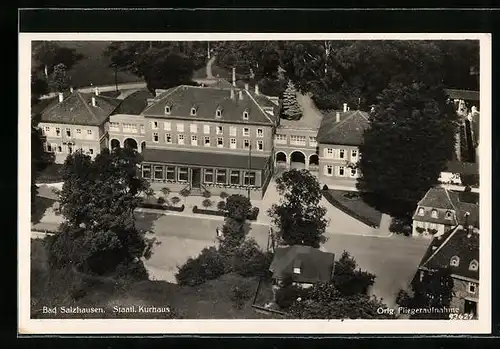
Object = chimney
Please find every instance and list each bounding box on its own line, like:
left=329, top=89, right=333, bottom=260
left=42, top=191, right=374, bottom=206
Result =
left=336, top=112, right=340, bottom=122
left=464, top=212, right=470, bottom=228
left=245, top=83, right=249, bottom=91
left=230, top=88, right=235, bottom=100
left=255, top=84, right=260, bottom=95
left=91, top=96, right=96, bottom=107
left=70, top=86, right=74, bottom=94
left=58, top=92, right=64, bottom=103
left=343, top=103, right=348, bottom=113
left=232, top=67, right=236, bottom=87
left=239, top=90, right=243, bottom=100
left=94, top=87, right=100, bottom=96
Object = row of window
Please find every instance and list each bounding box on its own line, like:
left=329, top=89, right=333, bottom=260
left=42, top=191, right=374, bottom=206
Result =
left=152, top=133, right=265, bottom=151
left=450, top=256, right=478, bottom=272
left=43, top=126, right=93, bottom=139
left=275, top=134, right=317, bottom=147
left=151, top=121, right=264, bottom=138
left=324, top=148, right=358, bottom=160
left=323, top=165, right=358, bottom=178
left=414, top=221, right=440, bottom=230
left=142, top=165, right=257, bottom=186
left=45, top=142, right=94, bottom=155
left=417, top=207, right=454, bottom=220
left=164, top=105, right=251, bottom=120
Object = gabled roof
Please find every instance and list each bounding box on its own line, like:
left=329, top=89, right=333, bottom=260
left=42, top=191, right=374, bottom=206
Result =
left=269, top=245, right=335, bottom=284
left=40, top=91, right=121, bottom=126
left=419, top=227, right=479, bottom=281
left=316, top=110, right=370, bottom=145
left=445, top=89, right=479, bottom=102
left=113, top=89, right=154, bottom=115
left=413, top=187, right=479, bottom=228
left=141, top=85, right=275, bottom=125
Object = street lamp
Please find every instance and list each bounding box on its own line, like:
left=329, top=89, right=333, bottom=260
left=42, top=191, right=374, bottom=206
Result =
left=247, top=144, right=252, bottom=199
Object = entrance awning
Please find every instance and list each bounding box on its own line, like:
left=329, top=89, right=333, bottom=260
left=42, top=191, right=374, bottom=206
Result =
left=142, top=148, right=269, bottom=170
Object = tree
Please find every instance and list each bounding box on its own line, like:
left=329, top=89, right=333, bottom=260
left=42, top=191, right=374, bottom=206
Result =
left=267, top=169, right=328, bottom=248
left=50, top=63, right=70, bottom=93
left=333, top=251, right=376, bottom=296
left=217, top=200, right=226, bottom=211
left=47, top=148, right=151, bottom=279
left=104, top=42, right=206, bottom=94
left=32, top=41, right=84, bottom=80
left=357, top=82, right=458, bottom=218
left=231, top=238, right=272, bottom=278
left=218, top=218, right=247, bottom=253
left=396, top=267, right=454, bottom=319
left=171, top=196, right=181, bottom=206
left=287, top=282, right=393, bottom=319
left=144, top=188, right=155, bottom=203
left=179, top=188, right=191, bottom=205
left=161, top=187, right=171, bottom=198
left=281, top=80, right=302, bottom=120
left=202, top=198, right=213, bottom=209
left=175, top=246, right=231, bottom=286
left=225, top=194, right=251, bottom=222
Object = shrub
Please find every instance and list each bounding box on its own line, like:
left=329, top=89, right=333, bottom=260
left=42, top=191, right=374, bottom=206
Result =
left=161, top=187, right=171, bottom=197
left=229, top=279, right=254, bottom=309
left=157, top=196, right=166, bottom=205
left=192, top=205, right=226, bottom=217
left=232, top=238, right=273, bottom=278
left=217, top=200, right=227, bottom=211
left=226, top=194, right=252, bottom=222
left=171, top=196, right=181, bottom=206
left=275, top=283, right=304, bottom=310
left=389, top=217, right=413, bottom=236
left=175, top=247, right=231, bottom=286
left=248, top=207, right=260, bottom=220
left=202, top=190, right=212, bottom=198
left=428, top=228, right=438, bottom=235
left=220, top=191, right=229, bottom=200
left=415, top=226, right=425, bottom=234
left=202, top=198, right=213, bottom=209
left=322, top=184, right=329, bottom=191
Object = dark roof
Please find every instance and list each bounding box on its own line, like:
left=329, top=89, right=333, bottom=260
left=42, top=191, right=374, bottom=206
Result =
left=445, top=89, right=479, bottom=101
left=269, top=245, right=335, bottom=284
left=419, top=227, right=479, bottom=281
left=316, top=110, right=370, bottom=145
left=141, top=85, right=275, bottom=126
left=40, top=92, right=121, bottom=126
left=141, top=148, right=270, bottom=170
left=413, top=187, right=479, bottom=228
left=113, top=89, right=154, bottom=115
left=444, top=160, right=479, bottom=176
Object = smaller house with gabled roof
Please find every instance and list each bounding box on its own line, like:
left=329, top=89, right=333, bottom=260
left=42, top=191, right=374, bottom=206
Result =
left=414, top=226, right=479, bottom=318
left=269, top=245, right=335, bottom=289
left=316, top=105, right=370, bottom=189
left=412, top=187, right=479, bottom=238
left=37, top=89, right=122, bottom=164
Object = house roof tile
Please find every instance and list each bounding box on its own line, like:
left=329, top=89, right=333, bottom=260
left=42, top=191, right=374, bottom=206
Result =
left=40, top=91, right=121, bottom=126
left=316, top=110, right=370, bottom=145
left=419, top=227, right=479, bottom=281
left=269, top=245, right=335, bottom=284
left=141, top=85, right=276, bottom=126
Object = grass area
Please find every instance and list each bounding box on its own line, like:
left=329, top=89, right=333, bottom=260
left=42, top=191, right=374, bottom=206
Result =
left=36, top=163, right=64, bottom=183
left=32, top=196, right=57, bottom=224
left=57, top=41, right=143, bottom=88
left=322, top=190, right=383, bottom=228
left=31, top=239, right=280, bottom=319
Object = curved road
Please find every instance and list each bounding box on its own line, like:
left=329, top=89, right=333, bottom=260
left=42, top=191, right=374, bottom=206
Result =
left=39, top=82, right=147, bottom=100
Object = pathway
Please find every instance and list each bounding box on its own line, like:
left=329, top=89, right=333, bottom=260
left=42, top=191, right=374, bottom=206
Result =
left=39, top=82, right=147, bottom=100
left=206, top=55, right=217, bottom=79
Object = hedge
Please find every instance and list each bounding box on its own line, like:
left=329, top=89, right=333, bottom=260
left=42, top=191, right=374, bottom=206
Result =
left=192, top=206, right=260, bottom=221
left=139, top=202, right=185, bottom=212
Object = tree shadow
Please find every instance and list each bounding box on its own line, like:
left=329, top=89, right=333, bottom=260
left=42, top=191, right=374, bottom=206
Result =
left=134, top=211, right=163, bottom=233
left=31, top=196, right=57, bottom=224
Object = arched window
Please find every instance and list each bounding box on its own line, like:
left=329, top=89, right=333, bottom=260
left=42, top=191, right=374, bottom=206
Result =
left=216, top=108, right=222, bottom=118
left=445, top=211, right=453, bottom=220
left=431, top=209, right=438, bottom=218
left=469, top=260, right=478, bottom=271
left=418, top=207, right=425, bottom=216
left=164, top=106, right=171, bottom=114
left=243, top=110, right=249, bottom=120
left=450, top=256, right=460, bottom=267
left=190, top=107, right=198, bottom=116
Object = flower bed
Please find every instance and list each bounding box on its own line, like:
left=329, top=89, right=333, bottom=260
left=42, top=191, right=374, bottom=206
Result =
left=192, top=206, right=260, bottom=221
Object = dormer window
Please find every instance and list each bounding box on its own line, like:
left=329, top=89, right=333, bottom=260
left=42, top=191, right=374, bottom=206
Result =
left=431, top=209, right=438, bottom=218
left=243, top=110, right=249, bottom=120
left=418, top=207, right=425, bottom=216
left=164, top=105, right=172, bottom=115
left=450, top=256, right=460, bottom=267
left=445, top=211, right=453, bottom=220
left=469, top=260, right=478, bottom=271
left=190, top=106, right=198, bottom=116
left=216, top=106, right=223, bottom=118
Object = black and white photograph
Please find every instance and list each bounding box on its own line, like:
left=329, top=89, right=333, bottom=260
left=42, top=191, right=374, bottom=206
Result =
left=19, top=32, right=491, bottom=334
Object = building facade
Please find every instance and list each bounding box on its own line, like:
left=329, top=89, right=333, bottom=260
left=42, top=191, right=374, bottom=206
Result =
left=136, top=84, right=279, bottom=199
left=411, top=187, right=479, bottom=238
left=316, top=108, right=369, bottom=190
left=38, top=90, right=121, bottom=164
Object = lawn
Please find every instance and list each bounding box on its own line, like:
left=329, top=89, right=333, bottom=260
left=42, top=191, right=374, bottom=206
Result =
left=31, top=239, right=279, bottom=319
left=36, top=163, right=64, bottom=183
left=322, top=190, right=383, bottom=228
left=56, top=41, right=143, bottom=88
